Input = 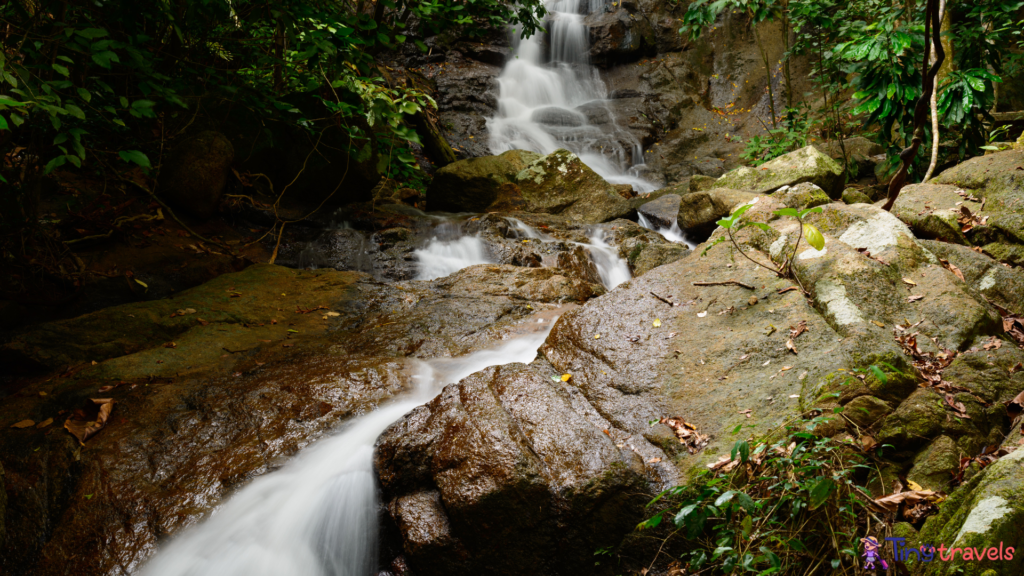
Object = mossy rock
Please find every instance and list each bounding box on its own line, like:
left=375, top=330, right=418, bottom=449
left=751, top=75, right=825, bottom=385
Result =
left=772, top=182, right=832, bottom=209
left=907, top=435, right=959, bottom=492
left=842, top=188, right=873, bottom=205
left=426, top=149, right=541, bottom=213
left=715, top=146, right=846, bottom=198
left=689, top=174, right=718, bottom=193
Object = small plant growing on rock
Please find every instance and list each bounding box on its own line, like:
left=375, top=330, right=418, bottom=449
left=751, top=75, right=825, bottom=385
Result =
left=701, top=198, right=825, bottom=288
left=638, top=416, right=867, bottom=575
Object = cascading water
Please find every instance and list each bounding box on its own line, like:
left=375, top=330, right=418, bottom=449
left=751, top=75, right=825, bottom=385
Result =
left=413, top=221, right=493, bottom=280
left=582, top=228, right=631, bottom=289
left=637, top=213, right=696, bottom=249
left=487, top=0, right=657, bottom=193
left=142, top=326, right=558, bottom=576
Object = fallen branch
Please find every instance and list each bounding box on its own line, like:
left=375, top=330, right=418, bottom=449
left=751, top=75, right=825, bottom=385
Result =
left=650, top=291, right=676, bottom=306
left=118, top=178, right=232, bottom=252
left=692, top=280, right=755, bottom=290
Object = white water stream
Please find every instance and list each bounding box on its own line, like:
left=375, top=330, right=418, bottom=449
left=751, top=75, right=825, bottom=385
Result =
left=637, top=213, right=696, bottom=249
left=143, top=328, right=556, bottom=576
left=487, top=0, right=656, bottom=193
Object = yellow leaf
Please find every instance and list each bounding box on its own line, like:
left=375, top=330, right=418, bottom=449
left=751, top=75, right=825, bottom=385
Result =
left=594, top=334, right=601, bottom=339
left=653, top=319, right=662, bottom=327
left=10, top=419, right=35, bottom=428
left=134, top=279, right=148, bottom=289
left=902, top=277, right=917, bottom=286
left=907, top=479, right=924, bottom=491
left=871, top=320, right=885, bottom=328
left=561, top=373, right=572, bottom=382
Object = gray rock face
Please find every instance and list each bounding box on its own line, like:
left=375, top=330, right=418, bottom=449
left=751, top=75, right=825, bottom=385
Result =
left=714, top=146, right=846, bottom=199
left=637, top=193, right=681, bottom=229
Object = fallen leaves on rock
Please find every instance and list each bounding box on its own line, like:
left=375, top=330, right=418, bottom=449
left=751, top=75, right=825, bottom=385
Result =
left=982, top=336, right=1003, bottom=351
left=956, top=205, right=987, bottom=233
left=938, top=258, right=965, bottom=282
left=953, top=445, right=1009, bottom=486
left=36, top=418, right=53, bottom=428
left=789, top=320, right=807, bottom=339
left=163, top=342, right=177, bottom=349
left=1007, top=389, right=1024, bottom=420
left=652, top=318, right=662, bottom=327
left=10, top=419, right=35, bottom=428
left=943, top=393, right=971, bottom=419
left=872, top=489, right=944, bottom=522
left=295, top=304, right=328, bottom=314
left=64, top=398, right=115, bottom=445
left=171, top=308, right=197, bottom=318
left=660, top=417, right=710, bottom=454
left=785, top=339, right=797, bottom=355
left=894, top=325, right=956, bottom=386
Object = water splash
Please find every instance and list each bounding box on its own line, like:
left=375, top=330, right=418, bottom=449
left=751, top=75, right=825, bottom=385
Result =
left=584, top=229, right=631, bottom=289
left=637, top=213, right=696, bottom=249
left=487, top=0, right=657, bottom=193
left=414, top=221, right=493, bottom=280
left=142, top=328, right=557, bottom=576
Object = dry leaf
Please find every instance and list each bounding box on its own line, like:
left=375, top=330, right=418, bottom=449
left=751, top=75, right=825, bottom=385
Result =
left=648, top=457, right=662, bottom=463
left=908, top=295, right=924, bottom=302
left=561, top=373, right=572, bottom=382
left=64, top=399, right=115, bottom=445
left=789, top=320, right=808, bottom=339
left=36, top=418, right=54, bottom=429
left=871, top=320, right=885, bottom=328
left=902, top=277, right=917, bottom=286
left=163, top=342, right=177, bottom=349
left=653, top=318, right=662, bottom=327
left=697, top=311, right=707, bottom=318
left=785, top=339, right=797, bottom=354
left=10, top=419, right=35, bottom=429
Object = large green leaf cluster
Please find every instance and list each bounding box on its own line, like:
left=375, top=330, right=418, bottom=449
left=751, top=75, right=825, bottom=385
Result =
left=0, top=0, right=543, bottom=193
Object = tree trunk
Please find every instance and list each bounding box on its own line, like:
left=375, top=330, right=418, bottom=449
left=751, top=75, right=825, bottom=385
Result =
left=923, top=0, right=950, bottom=182
left=410, top=112, right=458, bottom=168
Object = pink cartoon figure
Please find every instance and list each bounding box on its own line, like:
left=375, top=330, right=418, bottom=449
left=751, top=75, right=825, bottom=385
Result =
left=861, top=536, right=889, bottom=571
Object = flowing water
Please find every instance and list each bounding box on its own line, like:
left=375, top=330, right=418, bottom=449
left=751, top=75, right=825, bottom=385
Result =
left=143, top=327, right=557, bottom=576
left=637, top=213, right=696, bottom=249
left=487, top=0, right=657, bottom=193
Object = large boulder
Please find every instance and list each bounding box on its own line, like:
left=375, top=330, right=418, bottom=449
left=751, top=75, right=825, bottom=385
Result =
left=931, top=149, right=1024, bottom=265
left=160, top=131, right=234, bottom=219
left=714, top=146, right=846, bottom=199
left=812, top=136, right=884, bottom=179
left=513, top=149, right=632, bottom=223
left=426, top=150, right=542, bottom=213
left=676, top=188, right=757, bottom=231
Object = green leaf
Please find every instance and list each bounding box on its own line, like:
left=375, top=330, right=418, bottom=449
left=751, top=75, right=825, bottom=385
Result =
left=802, top=223, right=825, bottom=251
left=798, top=206, right=824, bottom=218
left=0, top=96, right=29, bottom=107
left=774, top=207, right=799, bottom=218
left=869, top=365, right=887, bottom=385
left=44, top=155, right=67, bottom=174
left=0, top=115, right=7, bottom=130
left=76, top=87, right=92, bottom=102
left=76, top=28, right=108, bottom=39
left=118, top=150, right=151, bottom=167
left=52, top=63, right=70, bottom=77
left=65, top=104, right=85, bottom=119
left=714, top=490, right=736, bottom=507
left=731, top=202, right=755, bottom=219
left=809, top=477, right=835, bottom=510
left=92, top=50, right=120, bottom=68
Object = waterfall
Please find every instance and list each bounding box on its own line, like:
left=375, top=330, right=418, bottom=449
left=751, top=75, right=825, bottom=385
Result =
left=414, top=221, right=493, bottom=280
left=487, top=0, right=657, bottom=193
left=583, top=229, right=631, bottom=289
left=637, top=213, right=696, bottom=249
left=142, top=327, right=558, bottom=576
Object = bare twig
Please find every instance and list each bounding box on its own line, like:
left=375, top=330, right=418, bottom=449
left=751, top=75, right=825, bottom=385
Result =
left=692, top=280, right=755, bottom=290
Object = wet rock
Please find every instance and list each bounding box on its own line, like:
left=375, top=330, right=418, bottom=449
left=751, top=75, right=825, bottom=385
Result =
left=586, top=8, right=647, bottom=65
left=514, top=149, right=632, bottom=223
left=531, top=107, right=586, bottom=127
left=433, top=264, right=605, bottom=303
left=160, top=131, right=235, bottom=220
left=676, top=188, right=757, bottom=231
left=426, top=150, right=541, bottom=213
left=606, top=219, right=689, bottom=276
left=375, top=363, right=652, bottom=576
left=389, top=491, right=470, bottom=573
left=715, top=146, right=846, bottom=199
left=637, top=193, right=681, bottom=229
left=431, top=60, right=503, bottom=158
